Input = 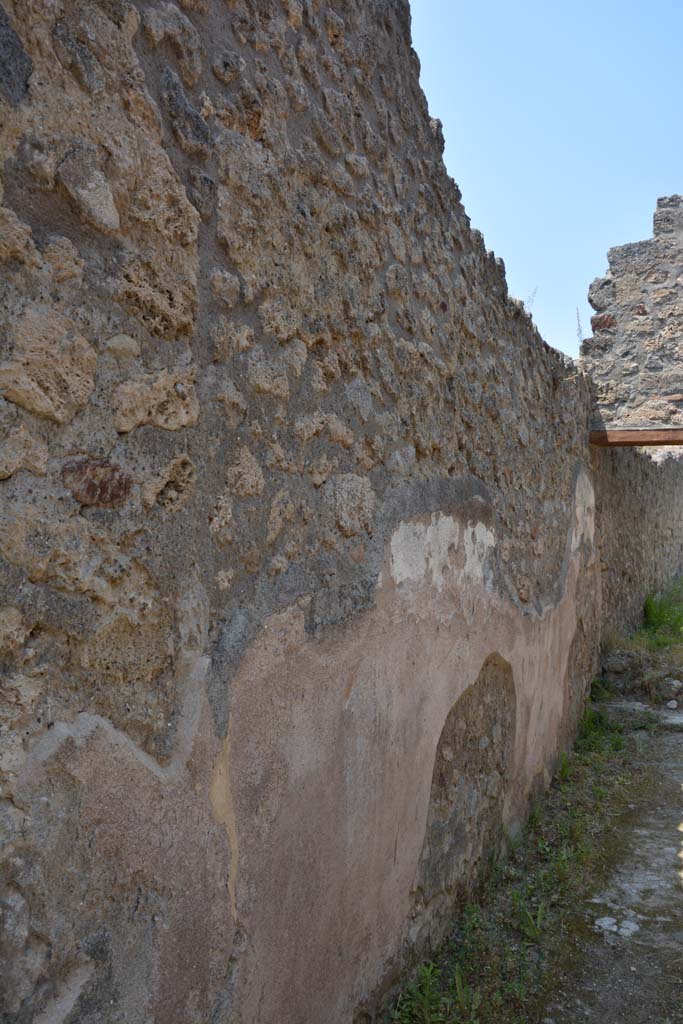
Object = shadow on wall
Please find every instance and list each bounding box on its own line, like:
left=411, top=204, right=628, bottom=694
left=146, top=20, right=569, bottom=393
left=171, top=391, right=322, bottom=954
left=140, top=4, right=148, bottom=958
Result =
left=411, top=653, right=516, bottom=954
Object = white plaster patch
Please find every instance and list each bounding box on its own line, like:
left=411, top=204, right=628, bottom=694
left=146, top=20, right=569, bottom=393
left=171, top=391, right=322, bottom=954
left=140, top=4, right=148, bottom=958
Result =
left=463, top=522, right=495, bottom=582
left=389, top=520, right=433, bottom=587
left=389, top=514, right=494, bottom=591
left=572, top=470, right=595, bottom=553
left=389, top=515, right=458, bottom=591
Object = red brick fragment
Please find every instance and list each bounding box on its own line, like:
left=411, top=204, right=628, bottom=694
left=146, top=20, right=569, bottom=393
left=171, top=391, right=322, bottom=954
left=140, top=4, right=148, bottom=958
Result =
left=590, top=313, right=617, bottom=331
left=62, top=458, right=133, bottom=507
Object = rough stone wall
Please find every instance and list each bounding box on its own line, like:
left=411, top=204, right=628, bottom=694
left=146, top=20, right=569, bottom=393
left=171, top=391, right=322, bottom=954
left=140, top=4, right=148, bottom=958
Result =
left=593, top=446, right=683, bottom=643
left=0, top=3, right=681, bottom=1023
left=412, top=653, right=516, bottom=952
left=582, top=196, right=683, bottom=427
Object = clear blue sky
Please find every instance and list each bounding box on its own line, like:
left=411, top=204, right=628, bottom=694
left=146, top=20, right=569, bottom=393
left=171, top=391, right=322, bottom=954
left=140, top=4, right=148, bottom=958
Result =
left=410, top=0, right=683, bottom=358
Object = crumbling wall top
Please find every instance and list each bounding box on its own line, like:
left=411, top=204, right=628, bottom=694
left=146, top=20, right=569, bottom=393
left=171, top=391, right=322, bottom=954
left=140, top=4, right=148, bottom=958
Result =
left=582, top=196, right=683, bottom=428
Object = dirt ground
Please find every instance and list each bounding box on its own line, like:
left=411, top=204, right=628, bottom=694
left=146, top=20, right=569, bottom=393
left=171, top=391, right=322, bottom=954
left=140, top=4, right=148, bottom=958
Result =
left=540, top=704, right=683, bottom=1024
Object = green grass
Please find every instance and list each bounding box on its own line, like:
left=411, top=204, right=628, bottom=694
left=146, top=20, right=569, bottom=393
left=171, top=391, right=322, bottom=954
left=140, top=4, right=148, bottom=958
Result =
left=392, top=964, right=447, bottom=1024
left=388, top=702, right=648, bottom=1024
left=589, top=677, right=612, bottom=702
left=631, top=578, right=683, bottom=649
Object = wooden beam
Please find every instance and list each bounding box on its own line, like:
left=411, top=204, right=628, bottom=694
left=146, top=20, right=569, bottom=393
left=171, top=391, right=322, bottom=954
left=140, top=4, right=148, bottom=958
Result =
left=590, top=428, right=683, bottom=447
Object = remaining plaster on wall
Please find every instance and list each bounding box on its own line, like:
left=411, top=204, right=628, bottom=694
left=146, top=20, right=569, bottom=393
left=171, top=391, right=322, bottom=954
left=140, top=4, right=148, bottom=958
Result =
left=390, top=514, right=461, bottom=590
left=388, top=514, right=494, bottom=592
left=217, top=472, right=597, bottom=1023
left=572, top=468, right=595, bottom=554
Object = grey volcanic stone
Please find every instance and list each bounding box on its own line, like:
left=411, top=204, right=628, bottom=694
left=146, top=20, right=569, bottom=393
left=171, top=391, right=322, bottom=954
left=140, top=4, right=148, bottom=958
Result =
left=0, top=5, right=32, bottom=106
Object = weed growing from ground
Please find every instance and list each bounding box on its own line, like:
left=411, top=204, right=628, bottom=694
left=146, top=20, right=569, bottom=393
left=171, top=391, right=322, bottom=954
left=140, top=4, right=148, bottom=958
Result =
left=392, top=963, right=447, bottom=1024
left=589, top=677, right=612, bottom=702
left=631, top=579, right=683, bottom=649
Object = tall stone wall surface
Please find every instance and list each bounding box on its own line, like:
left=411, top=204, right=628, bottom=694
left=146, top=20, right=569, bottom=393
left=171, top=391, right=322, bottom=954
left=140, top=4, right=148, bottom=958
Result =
left=582, top=196, right=683, bottom=427
left=0, top=2, right=681, bottom=1023
left=594, top=446, right=683, bottom=644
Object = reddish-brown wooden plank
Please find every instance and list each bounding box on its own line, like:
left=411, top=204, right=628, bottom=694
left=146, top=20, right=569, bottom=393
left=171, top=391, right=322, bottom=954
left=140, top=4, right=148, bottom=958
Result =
left=590, top=428, right=683, bottom=447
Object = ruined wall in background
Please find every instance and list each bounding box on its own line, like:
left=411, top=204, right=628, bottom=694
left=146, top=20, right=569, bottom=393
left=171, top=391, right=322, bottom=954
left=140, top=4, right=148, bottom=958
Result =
left=0, top=3, right=681, bottom=1023
left=582, top=196, right=683, bottom=427
left=582, top=201, right=683, bottom=642
left=594, top=446, right=683, bottom=644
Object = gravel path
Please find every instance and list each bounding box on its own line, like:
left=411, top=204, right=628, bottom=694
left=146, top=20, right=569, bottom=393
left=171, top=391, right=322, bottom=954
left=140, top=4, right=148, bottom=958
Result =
left=541, top=710, right=683, bottom=1024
